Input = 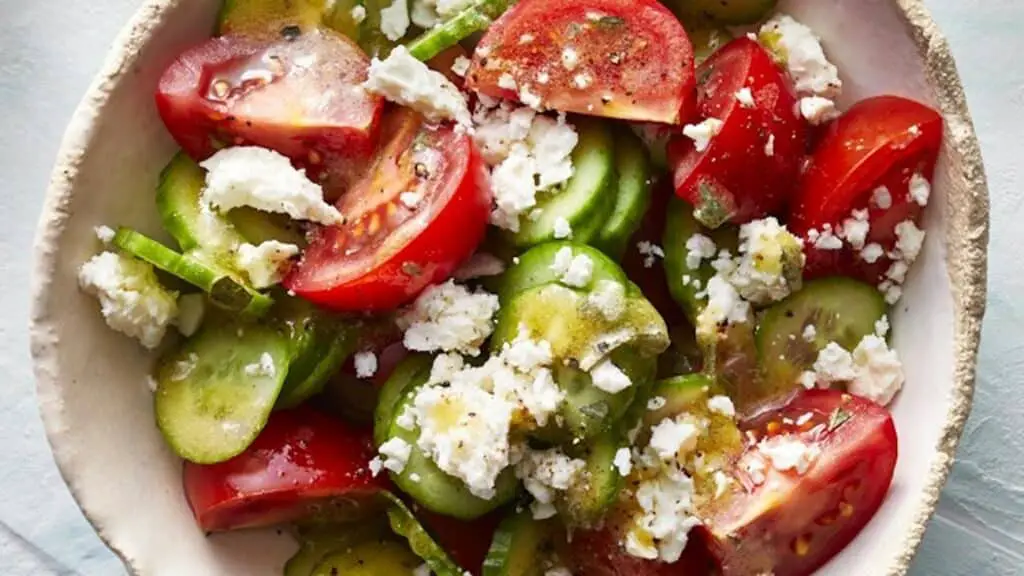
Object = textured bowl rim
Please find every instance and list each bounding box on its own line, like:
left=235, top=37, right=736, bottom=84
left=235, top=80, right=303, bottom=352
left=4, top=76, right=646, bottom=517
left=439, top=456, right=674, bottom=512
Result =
left=29, top=1, right=990, bottom=574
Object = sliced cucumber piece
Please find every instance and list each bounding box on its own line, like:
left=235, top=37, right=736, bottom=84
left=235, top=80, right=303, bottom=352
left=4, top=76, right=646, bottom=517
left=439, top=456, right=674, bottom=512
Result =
left=218, top=0, right=355, bottom=37
left=323, top=372, right=380, bottom=426
left=757, top=277, right=887, bottom=394
left=374, top=354, right=434, bottom=446
left=311, top=539, right=422, bottom=575
left=154, top=320, right=291, bottom=464
left=662, top=197, right=738, bottom=323
left=382, top=492, right=464, bottom=576
left=498, top=242, right=628, bottom=303
left=359, top=0, right=404, bottom=57
left=113, top=228, right=273, bottom=317
left=657, top=322, right=703, bottom=379
left=510, top=119, right=617, bottom=248
left=284, top=520, right=390, bottom=576
left=483, top=511, right=564, bottom=576
left=229, top=207, right=307, bottom=247
left=559, top=425, right=627, bottom=526
left=406, top=0, right=512, bottom=61
left=156, top=153, right=246, bottom=259
left=595, top=129, right=653, bottom=259
left=672, top=0, right=777, bottom=26
left=274, top=299, right=358, bottom=409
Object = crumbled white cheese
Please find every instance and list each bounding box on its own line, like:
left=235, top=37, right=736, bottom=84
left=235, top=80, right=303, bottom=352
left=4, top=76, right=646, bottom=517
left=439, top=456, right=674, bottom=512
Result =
left=798, top=370, right=818, bottom=389
left=562, top=47, right=579, bottom=70
left=872, top=186, right=893, bottom=209
left=682, top=118, right=724, bottom=153
left=765, top=133, right=776, bottom=157
left=707, top=395, right=736, bottom=418
left=648, top=416, right=702, bottom=460
left=550, top=247, right=593, bottom=288
left=587, top=280, right=626, bottom=321
left=637, top=241, right=666, bottom=269
left=849, top=335, right=905, bottom=405
left=735, top=87, right=755, bottom=108
left=365, top=46, right=471, bottom=125
left=200, top=147, right=343, bottom=225
left=624, top=465, right=702, bottom=563
left=78, top=252, right=178, bottom=350
left=573, top=73, right=593, bottom=90
left=841, top=209, right=870, bottom=250
left=860, top=243, right=885, bottom=264
left=350, top=5, right=367, bottom=23
left=812, top=342, right=857, bottom=384
left=909, top=172, right=931, bottom=206
left=590, top=359, right=632, bottom=394
left=410, top=0, right=474, bottom=28
left=378, top=437, right=413, bottom=474
left=760, top=14, right=842, bottom=98
left=450, top=55, right=471, bottom=78
left=453, top=252, right=507, bottom=281
left=354, top=351, right=378, bottom=379
left=802, top=324, right=818, bottom=342
left=553, top=217, right=573, bottom=239
left=696, top=275, right=750, bottom=337
left=727, top=217, right=804, bottom=305
left=516, top=448, right=586, bottom=516
left=895, top=220, right=926, bottom=263
left=520, top=85, right=544, bottom=110
left=613, top=447, right=633, bottom=476
left=236, top=240, right=299, bottom=289
left=759, top=435, right=820, bottom=474
left=799, top=96, right=839, bottom=125
left=685, top=234, right=717, bottom=270
left=399, top=280, right=500, bottom=356
left=379, top=0, right=410, bottom=41
left=94, top=225, right=116, bottom=244
left=498, top=72, right=518, bottom=91
left=875, top=315, right=890, bottom=337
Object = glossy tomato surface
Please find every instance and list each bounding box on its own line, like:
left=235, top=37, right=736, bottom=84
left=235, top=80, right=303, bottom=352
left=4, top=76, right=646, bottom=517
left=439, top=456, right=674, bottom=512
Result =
left=285, top=109, right=492, bottom=311
left=700, top=390, right=897, bottom=576
left=183, top=408, right=386, bottom=533
left=668, top=37, right=807, bottom=227
left=467, top=0, right=695, bottom=124
left=156, top=30, right=383, bottom=190
left=789, top=96, right=943, bottom=284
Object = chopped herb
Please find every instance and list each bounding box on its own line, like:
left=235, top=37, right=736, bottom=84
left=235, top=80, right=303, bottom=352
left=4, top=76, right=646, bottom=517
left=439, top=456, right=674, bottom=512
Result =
left=827, top=408, right=852, bottom=432
left=596, top=16, right=626, bottom=29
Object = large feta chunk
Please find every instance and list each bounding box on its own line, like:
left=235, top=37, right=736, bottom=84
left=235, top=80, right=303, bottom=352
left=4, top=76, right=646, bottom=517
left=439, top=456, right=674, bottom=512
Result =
left=379, top=0, right=410, bottom=41
left=696, top=275, right=750, bottom=338
left=236, top=240, right=300, bottom=288
left=515, top=448, right=586, bottom=517
left=589, top=359, right=632, bottom=394
left=848, top=335, right=905, bottom=405
left=399, top=280, right=500, bottom=356
left=624, top=466, right=702, bottom=563
left=365, top=46, right=471, bottom=125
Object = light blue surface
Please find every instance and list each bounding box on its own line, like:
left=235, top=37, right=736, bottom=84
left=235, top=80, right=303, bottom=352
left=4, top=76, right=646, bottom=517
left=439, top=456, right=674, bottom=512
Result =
left=0, top=0, right=1019, bottom=574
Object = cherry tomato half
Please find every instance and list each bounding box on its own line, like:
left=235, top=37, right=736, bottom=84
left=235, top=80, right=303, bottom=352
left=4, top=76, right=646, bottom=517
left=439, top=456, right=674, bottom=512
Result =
left=156, top=30, right=383, bottom=190
left=699, top=390, right=898, bottom=576
left=285, top=108, right=492, bottom=311
left=183, top=408, right=387, bottom=533
left=668, top=37, right=807, bottom=228
left=789, top=95, right=943, bottom=284
left=467, top=0, right=696, bottom=124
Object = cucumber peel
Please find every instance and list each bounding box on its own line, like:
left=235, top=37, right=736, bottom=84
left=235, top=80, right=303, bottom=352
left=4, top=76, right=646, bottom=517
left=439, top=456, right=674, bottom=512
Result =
left=311, top=539, right=423, bottom=575
left=483, top=510, right=564, bottom=576
left=595, top=129, right=653, bottom=259
left=406, top=0, right=513, bottom=61
left=382, top=492, right=464, bottom=576
left=284, top=520, right=390, bottom=576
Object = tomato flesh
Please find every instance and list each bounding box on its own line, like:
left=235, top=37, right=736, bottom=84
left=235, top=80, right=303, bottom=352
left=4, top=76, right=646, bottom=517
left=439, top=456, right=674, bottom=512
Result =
left=789, top=95, right=943, bottom=285
left=417, top=508, right=503, bottom=573
left=668, top=37, right=807, bottom=227
left=183, top=408, right=387, bottom=533
left=467, top=0, right=696, bottom=124
left=156, top=31, right=383, bottom=190
left=285, top=109, right=492, bottom=311
left=700, top=390, right=898, bottom=576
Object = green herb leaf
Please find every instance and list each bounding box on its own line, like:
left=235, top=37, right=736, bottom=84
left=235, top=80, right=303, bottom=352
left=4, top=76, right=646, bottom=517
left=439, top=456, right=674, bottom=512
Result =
left=827, top=408, right=852, bottom=432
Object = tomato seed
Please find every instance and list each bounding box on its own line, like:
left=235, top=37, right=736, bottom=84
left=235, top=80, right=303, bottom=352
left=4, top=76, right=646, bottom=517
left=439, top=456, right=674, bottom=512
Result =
left=839, top=501, right=854, bottom=518
left=792, top=534, right=812, bottom=556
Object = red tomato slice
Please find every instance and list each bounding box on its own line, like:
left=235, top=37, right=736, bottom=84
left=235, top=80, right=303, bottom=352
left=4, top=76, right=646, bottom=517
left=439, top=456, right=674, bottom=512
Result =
left=668, top=37, right=807, bottom=227
left=285, top=109, right=492, bottom=311
left=567, top=522, right=716, bottom=576
left=467, top=0, right=695, bottom=124
left=699, top=390, right=897, bottom=576
left=416, top=508, right=503, bottom=574
left=156, top=30, right=383, bottom=189
left=789, top=96, right=943, bottom=284
left=183, top=408, right=387, bottom=533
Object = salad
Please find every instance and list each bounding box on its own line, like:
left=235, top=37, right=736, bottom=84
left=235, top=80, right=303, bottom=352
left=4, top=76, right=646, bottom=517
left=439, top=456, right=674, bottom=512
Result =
left=77, top=0, right=942, bottom=574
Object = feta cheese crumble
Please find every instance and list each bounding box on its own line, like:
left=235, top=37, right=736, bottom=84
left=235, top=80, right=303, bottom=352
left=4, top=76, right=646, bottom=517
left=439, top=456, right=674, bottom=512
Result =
left=759, top=435, right=820, bottom=474
left=587, top=280, right=626, bottom=321
left=350, top=5, right=367, bottom=23
left=696, top=275, right=751, bottom=338
left=550, top=247, right=593, bottom=288
left=94, top=225, right=116, bottom=244
left=399, top=280, right=500, bottom=356
left=872, top=186, right=893, bottom=209
left=760, top=14, right=842, bottom=98
left=377, top=437, right=412, bottom=474
left=909, top=172, right=931, bottom=206
left=450, top=55, right=471, bottom=78
left=379, top=0, right=410, bottom=41
left=613, top=447, right=633, bottom=476
left=685, top=234, right=717, bottom=270
left=78, top=252, right=178, bottom=349
left=236, top=240, right=299, bottom=288
left=648, top=416, right=703, bottom=460
left=735, top=87, right=755, bottom=108
left=624, top=465, right=702, bottom=563
left=515, top=448, right=586, bottom=519
left=726, top=217, right=804, bottom=305
left=365, top=46, right=471, bottom=125
left=354, top=351, right=378, bottom=378
left=200, top=147, right=343, bottom=225
left=799, top=96, right=840, bottom=125
left=707, top=395, right=736, bottom=418
left=589, top=359, right=632, bottom=394
left=848, top=335, right=905, bottom=405
left=553, top=216, right=573, bottom=239
left=637, top=241, right=665, bottom=268
left=682, top=118, right=724, bottom=153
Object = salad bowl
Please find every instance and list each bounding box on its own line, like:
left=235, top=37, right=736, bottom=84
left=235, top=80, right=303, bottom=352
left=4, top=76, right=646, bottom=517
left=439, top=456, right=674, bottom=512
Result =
left=31, top=0, right=988, bottom=574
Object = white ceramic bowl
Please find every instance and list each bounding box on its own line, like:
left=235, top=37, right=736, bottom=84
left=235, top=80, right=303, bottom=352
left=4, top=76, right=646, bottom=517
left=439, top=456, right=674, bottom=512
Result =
left=30, top=0, right=989, bottom=574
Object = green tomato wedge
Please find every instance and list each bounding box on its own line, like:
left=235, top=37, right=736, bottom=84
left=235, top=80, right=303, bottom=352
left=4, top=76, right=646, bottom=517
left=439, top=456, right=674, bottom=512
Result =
left=406, top=0, right=513, bottom=61
left=154, top=319, right=291, bottom=464
left=113, top=228, right=272, bottom=317
left=483, top=510, right=565, bottom=576
left=382, top=492, right=464, bottom=576
left=311, top=539, right=423, bottom=575
left=594, top=129, right=654, bottom=259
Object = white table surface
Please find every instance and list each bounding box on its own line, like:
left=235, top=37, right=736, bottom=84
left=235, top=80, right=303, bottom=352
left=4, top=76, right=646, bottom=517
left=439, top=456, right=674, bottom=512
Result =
left=1, top=0, right=1020, bottom=574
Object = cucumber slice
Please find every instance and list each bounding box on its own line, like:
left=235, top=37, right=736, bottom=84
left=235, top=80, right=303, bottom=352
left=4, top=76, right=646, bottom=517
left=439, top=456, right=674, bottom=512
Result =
left=594, top=129, right=654, bottom=259
left=113, top=228, right=273, bottom=317
left=510, top=119, right=617, bottom=248
left=662, top=197, right=739, bottom=323
left=323, top=373, right=380, bottom=426
left=217, top=0, right=358, bottom=38
left=156, top=153, right=246, bottom=259
left=406, top=0, right=512, bottom=61
left=559, top=425, right=627, bottom=526
left=154, top=320, right=291, bottom=463
left=671, top=0, right=777, bottom=26
left=284, top=520, right=390, bottom=576
left=274, top=300, right=358, bottom=409
left=757, top=277, right=887, bottom=394
left=359, top=0, right=404, bottom=57
left=657, top=322, right=703, bottom=379
left=379, top=357, right=519, bottom=518
left=498, top=242, right=628, bottom=303
left=311, top=539, right=422, bottom=575
left=382, top=492, right=464, bottom=576
left=229, top=207, right=307, bottom=247
left=482, top=511, right=564, bottom=576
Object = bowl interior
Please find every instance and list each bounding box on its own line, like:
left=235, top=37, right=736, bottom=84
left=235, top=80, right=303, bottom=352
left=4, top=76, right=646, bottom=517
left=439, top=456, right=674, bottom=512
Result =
left=31, top=0, right=975, bottom=574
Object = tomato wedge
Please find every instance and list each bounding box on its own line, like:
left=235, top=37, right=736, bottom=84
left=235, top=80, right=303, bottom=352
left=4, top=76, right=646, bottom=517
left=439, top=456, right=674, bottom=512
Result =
left=183, top=408, right=387, bottom=533
left=789, top=96, right=943, bottom=284
left=467, top=0, right=695, bottom=124
left=417, top=508, right=503, bottom=573
left=156, top=30, right=383, bottom=189
left=668, top=37, right=807, bottom=228
left=285, top=109, right=492, bottom=311
left=699, top=390, right=897, bottom=576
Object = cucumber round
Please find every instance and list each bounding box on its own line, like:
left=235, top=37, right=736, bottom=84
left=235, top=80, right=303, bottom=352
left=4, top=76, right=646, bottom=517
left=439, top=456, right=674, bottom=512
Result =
left=382, top=492, right=465, bottom=576
left=559, top=426, right=627, bottom=527
left=662, top=197, right=738, bottom=323
left=274, top=300, right=357, bottom=409
left=757, top=277, right=887, bottom=393
left=498, top=242, right=628, bottom=303
left=374, top=354, right=434, bottom=447
left=218, top=0, right=351, bottom=37
left=483, top=511, right=563, bottom=576
left=406, top=0, right=513, bottom=61
left=311, top=539, right=422, bottom=575
left=510, top=119, right=617, bottom=248
left=643, top=374, right=717, bottom=427
left=154, top=320, right=291, bottom=464
left=113, top=228, right=273, bottom=317
left=229, top=207, right=307, bottom=247
left=595, top=129, right=654, bottom=259
left=671, top=0, right=777, bottom=25
left=284, top=520, right=390, bottom=576
left=156, top=153, right=246, bottom=258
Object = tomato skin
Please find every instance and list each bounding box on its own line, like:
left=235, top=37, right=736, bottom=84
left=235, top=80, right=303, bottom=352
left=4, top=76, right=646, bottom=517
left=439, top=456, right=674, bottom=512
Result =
left=701, top=390, right=898, bottom=576
left=789, top=95, right=943, bottom=284
left=155, top=31, right=383, bottom=187
left=467, top=0, right=696, bottom=124
left=567, top=524, right=716, bottom=576
left=417, top=508, right=503, bottom=573
left=285, top=110, right=492, bottom=312
left=183, top=408, right=387, bottom=533
left=668, top=37, right=807, bottom=227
